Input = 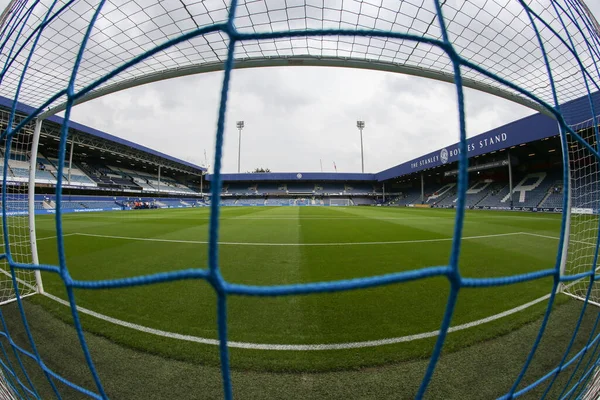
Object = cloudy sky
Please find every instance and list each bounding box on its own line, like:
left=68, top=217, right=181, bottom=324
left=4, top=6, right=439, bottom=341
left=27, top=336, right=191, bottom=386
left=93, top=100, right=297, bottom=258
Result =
left=3, top=1, right=600, bottom=174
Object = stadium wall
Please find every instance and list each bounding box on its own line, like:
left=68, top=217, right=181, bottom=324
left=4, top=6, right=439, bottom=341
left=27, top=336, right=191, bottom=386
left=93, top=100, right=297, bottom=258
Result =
left=376, top=91, right=600, bottom=182
left=206, top=172, right=376, bottom=182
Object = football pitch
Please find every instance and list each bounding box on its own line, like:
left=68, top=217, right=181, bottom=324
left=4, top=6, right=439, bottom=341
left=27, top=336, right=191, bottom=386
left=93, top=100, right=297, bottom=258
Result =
left=29, top=206, right=570, bottom=373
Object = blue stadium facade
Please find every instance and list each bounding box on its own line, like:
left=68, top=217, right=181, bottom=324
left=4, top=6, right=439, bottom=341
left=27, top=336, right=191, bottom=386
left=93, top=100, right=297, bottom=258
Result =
left=205, top=92, right=600, bottom=212
left=2, top=92, right=599, bottom=213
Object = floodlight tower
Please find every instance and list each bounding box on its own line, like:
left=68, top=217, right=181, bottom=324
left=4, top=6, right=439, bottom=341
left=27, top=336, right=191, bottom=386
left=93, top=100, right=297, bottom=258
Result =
left=237, top=121, right=244, bottom=173
left=357, top=120, right=365, bottom=173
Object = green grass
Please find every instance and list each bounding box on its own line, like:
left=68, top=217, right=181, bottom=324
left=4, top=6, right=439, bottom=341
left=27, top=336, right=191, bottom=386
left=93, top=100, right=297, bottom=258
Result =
left=26, top=206, right=569, bottom=372
left=3, top=297, right=597, bottom=399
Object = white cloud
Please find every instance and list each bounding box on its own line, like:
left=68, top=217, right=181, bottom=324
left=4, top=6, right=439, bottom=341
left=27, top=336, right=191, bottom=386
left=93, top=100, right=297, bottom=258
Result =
left=67, top=66, right=533, bottom=174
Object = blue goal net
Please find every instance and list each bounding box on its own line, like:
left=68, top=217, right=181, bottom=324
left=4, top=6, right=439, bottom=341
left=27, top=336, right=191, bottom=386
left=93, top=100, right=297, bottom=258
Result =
left=0, top=0, right=600, bottom=399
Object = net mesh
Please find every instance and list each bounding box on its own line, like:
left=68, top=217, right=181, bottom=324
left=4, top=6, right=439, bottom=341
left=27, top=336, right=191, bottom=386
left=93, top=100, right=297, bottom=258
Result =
left=0, top=0, right=599, bottom=399
left=563, top=115, right=600, bottom=305
left=0, top=111, right=37, bottom=304
left=329, top=198, right=350, bottom=206
left=0, top=0, right=598, bottom=113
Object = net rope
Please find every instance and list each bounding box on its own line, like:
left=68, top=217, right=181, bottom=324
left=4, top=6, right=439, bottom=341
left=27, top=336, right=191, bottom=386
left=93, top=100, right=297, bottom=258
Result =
left=563, top=115, right=600, bottom=305
left=0, top=112, right=37, bottom=304
left=0, top=0, right=599, bottom=399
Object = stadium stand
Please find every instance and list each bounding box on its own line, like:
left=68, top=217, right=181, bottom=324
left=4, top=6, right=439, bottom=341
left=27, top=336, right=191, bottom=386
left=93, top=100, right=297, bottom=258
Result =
left=345, top=183, right=374, bottom=194
left=287, top=183, right=316, bottom=193
left=539, top=181, right=563, bottom=208
left=351, top=197, right=376, bottom=205
left=264, top=198, right=289, bottom=206
left=258, top=183, right=285, bottom=194
left=0, top=84, right=595, bottom=217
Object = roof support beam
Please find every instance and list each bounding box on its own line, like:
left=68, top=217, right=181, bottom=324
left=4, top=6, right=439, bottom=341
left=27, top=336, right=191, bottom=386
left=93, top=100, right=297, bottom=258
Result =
left=39, top=56, right=552, bottom=120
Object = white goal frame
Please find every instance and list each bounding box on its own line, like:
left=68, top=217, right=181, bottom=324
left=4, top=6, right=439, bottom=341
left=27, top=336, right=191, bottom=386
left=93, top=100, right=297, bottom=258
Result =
left=30, top=118, right=44, bottom=295
left=329, top=198, right=351, bottom=207
left=0, top=117, right=45, bottom=306
left=559, top=117, right=600, bottom=308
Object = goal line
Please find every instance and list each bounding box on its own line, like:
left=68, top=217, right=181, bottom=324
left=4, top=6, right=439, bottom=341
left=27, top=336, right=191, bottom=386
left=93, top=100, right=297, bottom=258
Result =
left=40, top=290, right=552, bottom=351
left=70, top=231, right=543, bottom=247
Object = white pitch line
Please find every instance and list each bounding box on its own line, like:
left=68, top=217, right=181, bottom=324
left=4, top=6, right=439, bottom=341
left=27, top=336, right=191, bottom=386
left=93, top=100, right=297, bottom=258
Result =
left=55, top=214, right=562, bottom=221
left=0, top=233, right=74, bottom=248
left=519, top=232, right=598, bottom=246
left=34, top=229, right=562, bottom=350
left=61, top=216, right=455, bottom=221
left=40, top=291, right=552, bottom=351
left=70, top=232, right=525, bottom=246
left=519, top=232, right=562, bottom=241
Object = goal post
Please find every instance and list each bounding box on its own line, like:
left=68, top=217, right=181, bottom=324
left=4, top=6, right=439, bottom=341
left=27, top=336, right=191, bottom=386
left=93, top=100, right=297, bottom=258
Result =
left=329, top=198, right=350, bottom=206
left=0, top=113, right=43, bottom=305
left=558, top=120, right=572, bottom=292
left=1, top=0, right=600, bottom=399
left=29, top=118, right=43, bottom=295
left=560, top=114, right=600, bottom=306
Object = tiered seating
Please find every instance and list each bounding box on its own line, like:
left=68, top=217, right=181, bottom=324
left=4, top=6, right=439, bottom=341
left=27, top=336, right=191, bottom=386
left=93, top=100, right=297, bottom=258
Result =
left=132, top=178, right=156, bottom=191
left=185, top=199, right=206, bottom=207
left=60, top=201, right=86, bottom=209
left=116, top=167, right=140, bottom=178
left=317, top=183, right=345, bottom=194
left=66, top=175, right=96, bottom=186
left=36, top=170, right=57, bottom=182
left=173, top=183, right=197, bottom=194
left=426, top=183, right=456, bottom=204
left=465, top=182, right=504, bottom=207
left=287, top=183, right=314, bottom=193
left=399, top=189, right=423, bottom=205
left=542, top=192, right=563, bottom=208
left=475, top=173, right=554, bottom=208
left=136, top=178, right=194, bottom=195
left=265, top=198, right=290, bottom=206
left=11, top=167, right=29, bottom=179
left=80, top=162, right=114, bottom=186
left=42, top=158, right=96, bottom=186
left=79, top=201, right=120, bottom=209
left=147, top=179, right=169, bottom=192
left=106, top=165, right=123, bottom=174
left=80, top=162, right=112, bottom=184
left=35, top=156, right=58, bottom=183
left=64, top=164, right=96, bottom=186
left=116, top=179, right=139, bottom=191
left=477, top=185, right=509, bottom=207
left=8, top=159, right=30, bottom=181
left=1, top=201, right=29, bottom=213
left=345, top=183, right=373, bottom=194
left=539, top=181, right=564, bottom=208
left=228, top=183, right=254, bottom=194
left=434, top=181, right=505, bottom=208
left=516, top=174, right=552, bottom=207
left=351, top=197, right=375, bottom=205
left=238, top=198, right=265, bottom=206
left=153, top=198, right=198, bottom=207
left=396, top=184, right=444, bottom=205
left=434, top=191, right=458, bottom=207
left=257, top=183, right=283, bottom=194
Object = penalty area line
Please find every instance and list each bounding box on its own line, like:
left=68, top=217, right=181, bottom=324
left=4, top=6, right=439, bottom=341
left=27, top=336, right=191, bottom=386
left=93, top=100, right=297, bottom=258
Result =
left=70, top=232, right=524, bottom=246
left=40, top=291, right=552, bottom=351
